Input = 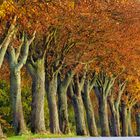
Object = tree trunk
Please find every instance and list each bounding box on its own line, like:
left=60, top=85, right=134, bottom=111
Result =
left=136, top=113, right=140, bottom=136
left=82, top=91, right=98, bottom=136
left=58, top=87, right=69, bottom=134
left=58, top=71, right=73, bottom=134
left=115, top=109, right=121, bottom=136
left=8, top=31, right=35, bottom=135
left=72, top=94, right=87, bottom=135
left=94, top=72, right=116, bottom=136
left=46, top=74, right=61, bottom=134
left=70, top=74, right=87, bottom=136
left=10, top=68, right=28, bottom=134
left=98, top=96, right=110, bottom=136
left=108, top=98, right=121, bottom=136
left=121, top=103, right=128, bottom=136
left=27, top=59, right=46, bottom=133
left=128, top=108, right=133, bottom=136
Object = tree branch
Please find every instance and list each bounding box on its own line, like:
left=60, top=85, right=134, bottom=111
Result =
left=89, top=73, right=97, bottom=91
left=8, top=46, right=16, bottom=65
left=0, top=18, right=16, bottom=67
left=16, top=31, right=36, bottom=70
left=116, top=80, right=126, bottom=107
left=15, top=32, right=25, bottom=61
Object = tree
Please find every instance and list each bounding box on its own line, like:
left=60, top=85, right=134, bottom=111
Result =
left=108, top=80, right=126, bottom=136
left=0, top=2, right=17, bottom=138
left=135, top=103, right=140, bottom=136
left=7, top=31, right=35, bottom=134
left=94, top=72, right=117, bottom=136
left=58, top=70, right=74, bottom=134
left=26, top=31, right=56, bottom=133
left=82, top=72, right=98, bottom=136
left=69, top=72, right=88, bottom=135
left=0, top=22, right=15, bottom=138
left=0, top=0, right=51, bottom=134
left=26, top=53, right=46, bottom=134
left=0, top=19, right=16, bottom=67
left=121, top=78, right=140, bottom=136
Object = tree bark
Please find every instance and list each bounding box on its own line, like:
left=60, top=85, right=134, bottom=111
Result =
left=58, top=71, right=73, bottom=134
left=0, top=17, right=16, bottom=68
left=69, top=74, right=87, bottom=136
left=10, top=68, right=28, bottom=134
left=121, top=103, right=128, bottom=136
left=27, top=58, right=46, bottom=133
left=128, top=108, right=133, bottom=136
left=82, top=90, right=98, bottom=136
left=82, top=76, right=98, bottom=136
left=8, top=31, right=35, bottom=134
left=0, top=18, right=16, bottom=139
left=46, top=73, right=61, bottom=134
left=136, top=113, right=140, bottom=136
left=108, top=97, right=121, bottom=136
left=94, top=72, right=116, bottom=136
left=108, top=81, right=126, bottom=136
left=98, top=96, right=110, bottom=136
left=58, top=87, right=69, bottom=134
left=72, top=93, right=87, bottom=135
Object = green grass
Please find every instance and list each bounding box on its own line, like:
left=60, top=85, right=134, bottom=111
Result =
left=8, top=133, right=77, bottom=140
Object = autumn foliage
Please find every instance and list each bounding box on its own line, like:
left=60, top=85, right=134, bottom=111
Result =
left=0, top=0, right=140, bottom=138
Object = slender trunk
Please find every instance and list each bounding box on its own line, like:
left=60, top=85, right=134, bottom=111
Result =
left=46, top=74, right=61, bottom=134
left=121, top=103, right=128, bottom=136
left=27, top=59, right=46, bottom=133
left=136, top=113, right=140, bottom=136
left=82, top=91, right=98, bottom=136
left=128, top=108, right=133, bottom=136
left=98, top=96, right=110, bottom=136
left=108, top=99, right=116, bottom=136
left=108, top=98, right=121, bottom=136
left=10, top=69, right=27, bottom=134
left=72, top=93, right=87, bottom=135
left=0, top=19, right=16, bottom=68
left=116, top=108, right=121, bottom=136
left=0, top=44, right=10, bottom=68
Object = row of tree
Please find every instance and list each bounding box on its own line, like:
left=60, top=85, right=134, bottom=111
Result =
left=0, top=0, right=140, bottom=138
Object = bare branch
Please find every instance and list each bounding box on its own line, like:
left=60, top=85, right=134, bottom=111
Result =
left=15, top=32, right=25, bottom=61
left=27, top=31, right=36, bottom=46
left=8, top=46, right=16, bottom=65
left=116, top=80, right=126, bottom=106
left=0, top=19, right=16, bottom=67
left=16, top=32, right=36, bottom=70
left=89, top=73, right=97, bottom=91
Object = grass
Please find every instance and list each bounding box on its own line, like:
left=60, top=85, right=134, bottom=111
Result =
left=8, top=133, right=77, bottom=140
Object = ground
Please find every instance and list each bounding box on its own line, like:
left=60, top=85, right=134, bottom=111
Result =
left=8, top=134, right=140, bottom=140
left=8, top=134, right=77, bottom=140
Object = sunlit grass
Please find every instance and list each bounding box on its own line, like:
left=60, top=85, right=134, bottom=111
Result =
left=8, top=133, right=77, bottom=140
